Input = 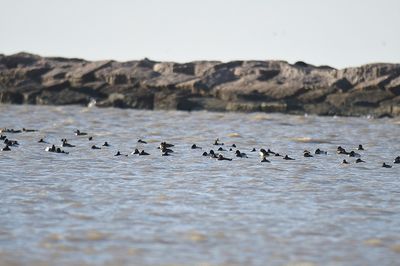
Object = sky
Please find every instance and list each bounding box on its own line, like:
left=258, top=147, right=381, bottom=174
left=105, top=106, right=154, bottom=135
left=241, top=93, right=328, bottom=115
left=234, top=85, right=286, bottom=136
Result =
left=0, top=0, right=399, bottom=69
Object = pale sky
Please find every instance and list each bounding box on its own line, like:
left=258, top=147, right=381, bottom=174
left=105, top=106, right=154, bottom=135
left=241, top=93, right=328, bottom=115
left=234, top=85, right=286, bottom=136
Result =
left=1, top=0, right=399, bottom=68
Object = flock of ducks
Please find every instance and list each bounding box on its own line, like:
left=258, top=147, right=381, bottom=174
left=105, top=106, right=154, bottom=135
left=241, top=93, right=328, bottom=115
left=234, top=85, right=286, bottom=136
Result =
left=1, top=128, right=400, bottom=168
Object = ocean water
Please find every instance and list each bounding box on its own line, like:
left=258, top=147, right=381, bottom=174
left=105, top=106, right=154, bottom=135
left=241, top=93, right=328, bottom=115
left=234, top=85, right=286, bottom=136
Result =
left=0, top=104, right=400, bottom=266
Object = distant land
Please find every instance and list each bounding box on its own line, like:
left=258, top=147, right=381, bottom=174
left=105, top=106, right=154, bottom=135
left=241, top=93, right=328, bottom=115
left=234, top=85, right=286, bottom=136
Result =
left=1, top=52, right=399, bottom=117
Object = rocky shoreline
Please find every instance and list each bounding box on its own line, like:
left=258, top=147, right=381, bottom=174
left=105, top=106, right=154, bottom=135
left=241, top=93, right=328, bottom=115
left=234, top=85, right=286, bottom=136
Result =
left=1, top=52, right=400, bottom=117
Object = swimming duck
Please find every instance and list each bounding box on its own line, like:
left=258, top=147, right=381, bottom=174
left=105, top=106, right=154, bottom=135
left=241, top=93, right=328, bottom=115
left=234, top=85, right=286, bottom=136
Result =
left=356, top=158, right=365, bottom=163
left=56, top=147, right=69, bottom=154
left=102, top=142, right=110, bottom=147
left=217, top=154, right=232, bottom=161
left=132, top=148, right=140, bottom=155
left=218, top=147, right=226, bottom=152
left=88, top=136, right=93, bottom=141
left=1, top=128, right=21, bottom=134
left=348, top=151, right=361, bottom=158
left=283, top=155, right=295, bottom=160
left=138, top=139, right=147, bottom=144
left=394, top=156, right=400, bottom=164
left=213, top=138, right=224, bottom=146
left=261, top=157, right=270, bottom=163
left=22, top=128, right=37, bottom=132
left=45, top=145, right=56, bottom=152
left=0, top=135, right=6, bottom=140
left=4, top=139, right=19, bottom=146
left=62, top=139, right=75, bottom=147
left=191, top=144, right=201, bottom=149
left=235, top=150, right=248, bottom=158
left=74, top=130, right=87, bottom=136
left=1, top=145, right=11, bottom=151
left=161, top=146, right=174, bottom=153
left=303, top=150, right=313, bottom=157
left=231, top=144, right=237, bottom=148
left=358, top=144, right=364, bottom=151
left=382, top=163, right=392, bottom=168
left=114, top=151, right=127, bottom=157
left=251, top=148, right=256, bottom=152
left=208, top=150, right=217, bottom=158
left=91, top=145, right=101, bottom=149
left=315, top=148, right=327, bottom=155
left=342, top=159, right=350, bottom=164
left=38, top=138, right=47, bottom=143
left=337, top=146, right=349, bottom=155
left=259, top=148, right=268, bottom=157
left=139, top=150, right=150, bottom=156
left=159, top=142, right=174, bottom=149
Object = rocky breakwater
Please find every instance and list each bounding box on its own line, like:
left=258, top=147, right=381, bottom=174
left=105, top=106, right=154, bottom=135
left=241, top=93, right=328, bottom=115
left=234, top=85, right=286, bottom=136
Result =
left=1, top=52, right=400, bottom=117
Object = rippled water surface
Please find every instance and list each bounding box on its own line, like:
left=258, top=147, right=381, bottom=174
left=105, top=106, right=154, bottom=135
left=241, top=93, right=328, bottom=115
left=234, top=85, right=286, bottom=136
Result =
left=1, top=104, right=400, bottom=266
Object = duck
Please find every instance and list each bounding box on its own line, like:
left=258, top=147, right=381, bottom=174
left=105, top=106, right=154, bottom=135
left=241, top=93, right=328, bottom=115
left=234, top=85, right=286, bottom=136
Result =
left=358, top=144, right=364, bottom=151
left=22, top=128, right=37, bottom=132
left=217, top=147, right=226, bottom=152
left=267, top=149, right=276, bottom=155
left=138, top=139, right=147, bottom=144
left=251, top=148, right=256, bottom=152
left=337, top=146, right=349, bottom=155
left=139, top=150, right=150, bottom=156
left=394, top=156, right=400, bottom=164
left=162, top=151, right=171, bottom=156
left=315, top=148, right=327, bottom=155
left=159, top=142, right=174, bottom=149
left=191, top=144, right=201, bottom=149
left=213, top=138, right=224, bottom=146
left=303, top=150, right=313, bottom=157
left=132, top=148, right=140, bottom=155
left=283, top=155, right=295, bottom=160
left=74, top=130, right=87, bottom=136
left=161, top=146, right=174, bottom=153
left=348, top=151, right=361, bottom=158
left=356, top=158, right=365, bottom=163
left=56, top=147, right=69, bottom=154
left=208, top=150, right=217, bottom=158
left=102, top=142, right=110, bottom=147
left=62, top=139, right=75, bottom=147
left=259, top=148, right=268, bottom=157
left=4, top=139, right=19, bottom=146
left=1, top=128, right=21, bottom=134
left=114, top=151, right=127, bottom=157
left=91, top=145, right=101, bottom=149
left=382, top=162, right=392, bottom=168
left=45, top=145, right=56, bottom=152
left=261, top=157, right=270, bottom=163
left=38, top=138, right=47, bottom=143
left=217, top=154, right=232, bottom=161
left=231, top=144, right=237, bottom=148
left=0, top=135, right=6, bottom=140
left=1, top=145, right=11, bottom=151
left=88, top=136, right=93, bottom=141
left=235, top=150, right=248, bottom=158
left=342, top=159, right=350, bottom=164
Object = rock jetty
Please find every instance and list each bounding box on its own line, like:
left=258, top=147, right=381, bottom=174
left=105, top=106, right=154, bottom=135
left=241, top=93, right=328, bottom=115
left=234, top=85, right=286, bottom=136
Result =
left=1, top=52, right=400, bottom=117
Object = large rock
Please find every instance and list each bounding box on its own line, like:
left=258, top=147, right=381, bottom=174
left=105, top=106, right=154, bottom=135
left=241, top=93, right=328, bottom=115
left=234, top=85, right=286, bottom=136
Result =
left=0, top=52, right=400, bottom=117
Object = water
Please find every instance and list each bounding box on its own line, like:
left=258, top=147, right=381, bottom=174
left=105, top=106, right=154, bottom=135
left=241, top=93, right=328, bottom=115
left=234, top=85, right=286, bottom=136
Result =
left=1, top=104, right=400, bottom=266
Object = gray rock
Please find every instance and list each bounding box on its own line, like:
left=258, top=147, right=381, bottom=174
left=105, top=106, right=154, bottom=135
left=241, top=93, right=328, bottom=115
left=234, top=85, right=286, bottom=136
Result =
left=1, top=52, right=400, bottom=117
